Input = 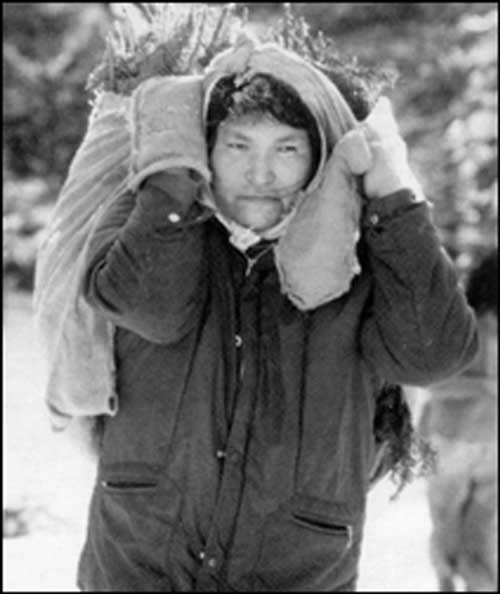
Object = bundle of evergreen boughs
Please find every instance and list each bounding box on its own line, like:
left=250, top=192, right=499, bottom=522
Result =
left=86, top=3, right=246, bottom=96
left=86, top=3, right=396, bottom=119
left=264, top=4, right=396, bottom=119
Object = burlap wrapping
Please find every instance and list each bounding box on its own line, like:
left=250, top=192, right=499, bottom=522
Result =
left=34, top=74, right=213, bottom=429
left=33, top=92, right=132, bottom=429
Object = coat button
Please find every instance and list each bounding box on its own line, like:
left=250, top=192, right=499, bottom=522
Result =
left=207, top=557, right=217, bottom=568
left=215, top=449, right=226, bottom=459
left=369, top=213, right=380, bottom=225
left=168, top=212, right=181, bottom=223
left=198, top=550, right=206, bottom=560
left=235, top=334, right=243, bottom=348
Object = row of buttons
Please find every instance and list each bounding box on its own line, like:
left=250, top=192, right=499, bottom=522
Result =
left=200, top=334, right=243, bottom=573
left=201, top=332, right=242, bottom=575
left=198, top=550, right=217, bottom=568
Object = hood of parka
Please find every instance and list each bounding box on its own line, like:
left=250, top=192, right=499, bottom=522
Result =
left=200, top=33, right=360, bottom=250
left=202, top=34, right=359, bottom=195
left=200, top=33, right=366, bottom=311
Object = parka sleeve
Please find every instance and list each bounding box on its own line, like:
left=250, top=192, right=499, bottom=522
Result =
left=360, top=189, right=478, bottom=386
left=82, top=170, right=210, bottom=344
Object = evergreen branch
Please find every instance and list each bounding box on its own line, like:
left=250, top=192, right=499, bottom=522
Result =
left=186, top=5, right=207, bottom=73
left=134, top=2, right=155, bottom=23
left=203, top=3, right=232, bottom=58
left=85, top=1, right=393, bottom=108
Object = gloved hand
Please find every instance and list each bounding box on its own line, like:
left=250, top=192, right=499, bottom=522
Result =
left=128, top=74, right=212, bottom=197
left=335, top=97, right=424, bottom=200
left=139, top=168, right=206, bottom=221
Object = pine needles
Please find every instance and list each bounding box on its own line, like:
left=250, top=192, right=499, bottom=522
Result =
left=86, top=3, right=246, bottom=96
left=86, top=3, right=396, bottom=119
left=264, top=4, right=397, bottom=119
left=373, top=384, right=437, bottom=500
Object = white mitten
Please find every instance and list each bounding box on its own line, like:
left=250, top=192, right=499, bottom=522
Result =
left=330, top=97, right=423, bottom=200
left=358, top=97, right=424, bottom=200
left=128, top=74, right=211, bottom=193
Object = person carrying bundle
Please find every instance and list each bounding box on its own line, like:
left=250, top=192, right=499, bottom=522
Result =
left=34, top=5, right=477, bottom=591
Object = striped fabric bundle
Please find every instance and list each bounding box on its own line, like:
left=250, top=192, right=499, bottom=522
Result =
left=33, top=92, right=132, bottom=429
left=34, top=74, right=210, bottom=430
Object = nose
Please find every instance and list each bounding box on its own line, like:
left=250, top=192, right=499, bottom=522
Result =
left=245, top=154, right=276, bottom=188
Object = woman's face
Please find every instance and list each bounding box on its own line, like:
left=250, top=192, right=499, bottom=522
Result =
left=210, top=114, right=314, bottom=231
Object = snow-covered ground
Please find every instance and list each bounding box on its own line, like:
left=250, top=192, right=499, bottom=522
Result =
left=3, top=291, right=442, bottom=591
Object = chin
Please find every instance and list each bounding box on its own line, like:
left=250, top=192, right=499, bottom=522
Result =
left=235, top=206, right=283, bottom=231
left=237, top=216, right=281, bottom=232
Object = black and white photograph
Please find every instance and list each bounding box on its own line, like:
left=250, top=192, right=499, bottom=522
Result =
left=3, top=3, right=497, bottom=591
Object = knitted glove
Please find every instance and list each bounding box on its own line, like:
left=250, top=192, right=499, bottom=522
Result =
left=128, top=74, right=211, bottom=195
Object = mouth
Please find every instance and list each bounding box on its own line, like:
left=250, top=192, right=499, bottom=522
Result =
left=238, top=195, right=281, bottom=202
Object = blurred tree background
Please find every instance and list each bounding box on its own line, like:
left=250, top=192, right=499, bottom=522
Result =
left=3, top=2, right=497, bottom=291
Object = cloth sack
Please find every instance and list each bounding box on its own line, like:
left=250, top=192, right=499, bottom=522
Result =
left=34, top=92, right=131, bottom=429
left=34, top=75, right=208, bottom=428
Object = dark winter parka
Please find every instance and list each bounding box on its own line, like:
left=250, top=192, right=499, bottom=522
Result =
left=77, top=171, right=477, bottom=591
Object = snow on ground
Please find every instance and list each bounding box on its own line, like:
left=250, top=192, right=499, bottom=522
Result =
left=3, top=291, right=441, bottom=591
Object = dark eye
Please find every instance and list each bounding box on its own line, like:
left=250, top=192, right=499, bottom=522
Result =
left=227, top=142, right=248, bottom=151
left=278, top=145, right=298, bottom=154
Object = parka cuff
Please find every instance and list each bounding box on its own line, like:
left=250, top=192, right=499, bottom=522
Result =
left=136, top=173, right=212, bottom=231
left=361, top=188, right=427, bottom=230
